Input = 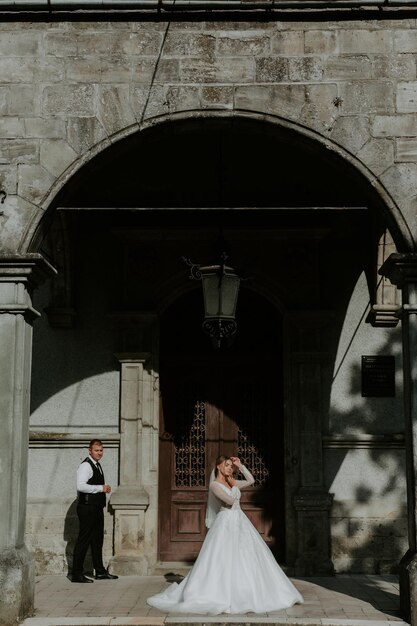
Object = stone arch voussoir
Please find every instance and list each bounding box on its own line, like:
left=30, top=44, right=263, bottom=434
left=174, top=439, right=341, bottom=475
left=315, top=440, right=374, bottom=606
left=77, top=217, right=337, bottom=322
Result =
left=22, top=109, right=414, bottom=254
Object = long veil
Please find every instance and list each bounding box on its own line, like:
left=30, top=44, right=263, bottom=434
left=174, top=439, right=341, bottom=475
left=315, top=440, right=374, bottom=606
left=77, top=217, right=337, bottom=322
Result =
left=205, top=468, right=220, bottom=528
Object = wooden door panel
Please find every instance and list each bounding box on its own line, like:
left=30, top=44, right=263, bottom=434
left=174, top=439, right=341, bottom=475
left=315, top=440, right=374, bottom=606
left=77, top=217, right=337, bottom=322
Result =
left=171, top=504, right=206, bottom=539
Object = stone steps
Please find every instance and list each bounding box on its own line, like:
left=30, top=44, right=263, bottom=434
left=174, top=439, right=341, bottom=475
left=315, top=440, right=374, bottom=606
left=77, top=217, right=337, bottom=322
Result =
left=21, top=618, right=407, bottom=626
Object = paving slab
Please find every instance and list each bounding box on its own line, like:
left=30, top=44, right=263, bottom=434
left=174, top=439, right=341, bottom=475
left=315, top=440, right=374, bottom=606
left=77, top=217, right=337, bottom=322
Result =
left=20, top=574, right=407, bottom=626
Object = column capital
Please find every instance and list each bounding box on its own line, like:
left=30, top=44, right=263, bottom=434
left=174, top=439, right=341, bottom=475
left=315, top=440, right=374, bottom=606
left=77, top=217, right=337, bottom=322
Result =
left=115, top=352, right=151, bottom=365
left=379, top=253, right=417, bottom=288
left=0, top=254, right=56, bottom=321
left=0, top=253, right=56, bottom=287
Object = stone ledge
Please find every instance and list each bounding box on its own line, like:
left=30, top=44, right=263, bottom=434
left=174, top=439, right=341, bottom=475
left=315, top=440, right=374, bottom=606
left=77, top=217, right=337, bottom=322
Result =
left=21, top=615, right=408, bottom=626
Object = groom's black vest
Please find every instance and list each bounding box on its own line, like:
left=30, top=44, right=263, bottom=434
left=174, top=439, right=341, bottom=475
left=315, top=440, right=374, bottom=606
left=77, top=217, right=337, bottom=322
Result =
left=77, top=457, right=106, bottom=508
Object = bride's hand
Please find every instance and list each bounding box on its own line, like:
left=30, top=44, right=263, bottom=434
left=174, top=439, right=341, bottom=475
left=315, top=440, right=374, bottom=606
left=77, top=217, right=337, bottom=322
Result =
left=230, top=456, right=241, bottom=468
left=226, top=476, right=236, bottom=488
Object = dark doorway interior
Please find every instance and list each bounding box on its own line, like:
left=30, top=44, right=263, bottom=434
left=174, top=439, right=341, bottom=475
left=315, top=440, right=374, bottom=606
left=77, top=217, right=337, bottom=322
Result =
left=158, top=288, right=285, bottom=563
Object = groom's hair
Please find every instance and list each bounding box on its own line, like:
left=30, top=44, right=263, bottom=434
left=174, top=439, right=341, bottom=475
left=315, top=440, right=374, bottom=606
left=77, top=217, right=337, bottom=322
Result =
left=89, top=439, right=103, bottom=448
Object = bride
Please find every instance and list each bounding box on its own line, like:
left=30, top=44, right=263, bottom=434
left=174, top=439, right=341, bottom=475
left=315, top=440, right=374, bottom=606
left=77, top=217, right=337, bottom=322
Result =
left=147, top=455, right=304, bottom=614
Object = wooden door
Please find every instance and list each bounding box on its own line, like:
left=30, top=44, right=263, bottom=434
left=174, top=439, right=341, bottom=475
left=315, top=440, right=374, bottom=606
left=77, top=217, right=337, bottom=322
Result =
left=158, top=358, right=284, bottom=562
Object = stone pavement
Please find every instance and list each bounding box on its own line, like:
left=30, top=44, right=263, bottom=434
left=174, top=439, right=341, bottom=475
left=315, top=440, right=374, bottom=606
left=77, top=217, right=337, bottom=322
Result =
left=21, top=574, right=405, bottom=626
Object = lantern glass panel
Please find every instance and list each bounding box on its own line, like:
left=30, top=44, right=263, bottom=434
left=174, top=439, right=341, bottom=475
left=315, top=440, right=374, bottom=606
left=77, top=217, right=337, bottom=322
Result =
left=201, top=269, right=240, bottom=319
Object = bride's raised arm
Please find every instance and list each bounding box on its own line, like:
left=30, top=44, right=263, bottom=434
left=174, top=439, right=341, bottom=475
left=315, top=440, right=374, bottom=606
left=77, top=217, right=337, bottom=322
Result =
left=234, top=464, right=255, bottom=489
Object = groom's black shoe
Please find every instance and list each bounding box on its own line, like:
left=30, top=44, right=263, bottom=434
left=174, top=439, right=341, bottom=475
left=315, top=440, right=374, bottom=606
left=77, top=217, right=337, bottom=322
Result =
left=95, top=571, right=118, bottom=580
left=72, top=575, right=94, bottom=583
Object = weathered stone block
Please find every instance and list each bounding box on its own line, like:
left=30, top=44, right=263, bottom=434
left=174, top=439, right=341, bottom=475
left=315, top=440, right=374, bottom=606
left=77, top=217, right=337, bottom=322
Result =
left=289, top=57, right=323, bottom=82
left=0, top=58, right=33, bottom=83
left=305, top=31, right=336, bottom=55
left=330, top=115, right=370, bottom=154
left=164, top=32, right=216, bottom=57
left=122, top=31, right=164, bottom=57
left=323, top=55, right=372, bottom=80
left=66, top=57, right=102, bottom=83
left=131, top=59, right=157, bottom=85
left=357, top=138, right=395, bottom=176
left=154, top=59, right=181, bottom=84
left=397, top=82, right=417, bottom=113
left=24, top=118, right=66, bottom=140
left=301, top=83, right=338, bottom=132
left=18, top=164, right=56, bottom=204
left=0, top=87, right=7, bottom=115
left=132, top=20, right=171, bottom=32
left=271, top=31, right=304, bottom=56
left=339, top=81, right=394, bottom=114
left=97, top=85, right=137, bottom=136
left=180, top=58, right=254, bottom=84
left=0, top=165, right=17, bottom=195
left=34, top=57, right=65, bottom=83
left=255, top=57, right=288, bottom=82
left=0, top=31, right=41, bottom=56
left=45, top=32, right=78, bottom=57
left=42, top=85, right=95, bottom=117
left=0, top=117, right=25, bottom=139
left=234, top=85, right=273, bottom=115
left=0, top=194, right=42, bottom=252
left=373, top=54, right=416, bottom=80
left=373, top=113, right=417, bottom=137
left=40, top=139, right=78, bottom=178
left=9, top=85, right=40, bottom=117
left=201, top=86, right=234, bottom=109
left=216, top=33, right=270, bottom=57
left=396, top=138, right=417, bottom=162
left=161, top=85, right=201, bottom=113
left=270, top=84, right=307, bottom=121
left=380, top=163, right=417, bottom=206
left=75, top=32, right=128, bottom=57
left=0, top=546, right=34, bottom=626
left=0, top=139, right=38, bottom=165
left=338, top=29, right=393, bottom=54
left=395, top=30, right=417, bottom=53
left=66, top=117, right=108, bottom=155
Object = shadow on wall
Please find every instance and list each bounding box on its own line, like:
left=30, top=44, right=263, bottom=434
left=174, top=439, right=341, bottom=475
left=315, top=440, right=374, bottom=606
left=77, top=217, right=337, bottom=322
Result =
left=325, top=318, right=407, bottom=576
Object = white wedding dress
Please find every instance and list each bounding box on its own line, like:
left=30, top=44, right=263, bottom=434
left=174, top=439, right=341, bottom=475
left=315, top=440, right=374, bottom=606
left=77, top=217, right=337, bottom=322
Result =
left=147, top=465, right=304, bottom=614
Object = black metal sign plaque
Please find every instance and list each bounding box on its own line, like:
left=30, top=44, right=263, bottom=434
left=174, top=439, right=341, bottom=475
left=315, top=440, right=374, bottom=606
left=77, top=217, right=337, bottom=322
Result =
left=361, top=355, right=395, bottom=397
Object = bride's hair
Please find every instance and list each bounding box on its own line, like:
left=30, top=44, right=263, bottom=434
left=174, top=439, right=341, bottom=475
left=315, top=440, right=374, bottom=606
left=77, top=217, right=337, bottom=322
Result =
left=214, top=455, right=232, bottom=478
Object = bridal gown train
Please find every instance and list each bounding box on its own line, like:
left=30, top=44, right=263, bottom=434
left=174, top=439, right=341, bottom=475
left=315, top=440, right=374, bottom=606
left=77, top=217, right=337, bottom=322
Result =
left=147, top=466, right=304, bottom=614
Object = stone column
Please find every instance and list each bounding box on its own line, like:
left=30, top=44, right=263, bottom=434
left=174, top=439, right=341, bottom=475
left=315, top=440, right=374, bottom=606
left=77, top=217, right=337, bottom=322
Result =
left=0, top=254, right=55, bottom=626
left=380, top=253, right=417, bottom=625
left=288, top=312, right=335, bottom=576
left=109, top=353, right=152, bottom=575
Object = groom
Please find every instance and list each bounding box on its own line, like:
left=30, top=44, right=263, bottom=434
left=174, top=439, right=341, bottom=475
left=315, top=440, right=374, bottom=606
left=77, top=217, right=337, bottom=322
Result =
left=72, top=439, right=118, bottom=583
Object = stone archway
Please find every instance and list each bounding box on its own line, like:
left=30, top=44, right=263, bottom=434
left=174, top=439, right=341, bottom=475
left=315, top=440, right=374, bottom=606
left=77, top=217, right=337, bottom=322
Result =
left=1, top=111, right=414, bottom=624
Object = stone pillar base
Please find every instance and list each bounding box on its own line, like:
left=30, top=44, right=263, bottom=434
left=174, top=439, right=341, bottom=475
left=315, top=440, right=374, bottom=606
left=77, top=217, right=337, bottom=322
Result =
left=0, top=546, right=35, bottom=626
left=399, top=549, right=417, bottom=624
left=293, top=488, right=335, bottom=576
left=109, top=486, right=150, bottom=576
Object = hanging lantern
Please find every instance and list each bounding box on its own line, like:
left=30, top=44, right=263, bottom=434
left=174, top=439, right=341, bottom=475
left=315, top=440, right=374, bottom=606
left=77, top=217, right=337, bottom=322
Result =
left=184, top=252, right=240, bottom=348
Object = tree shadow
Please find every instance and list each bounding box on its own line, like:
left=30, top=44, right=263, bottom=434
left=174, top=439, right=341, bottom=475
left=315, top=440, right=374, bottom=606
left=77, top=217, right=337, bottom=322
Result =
left=300, top=575, right=402, bottom=618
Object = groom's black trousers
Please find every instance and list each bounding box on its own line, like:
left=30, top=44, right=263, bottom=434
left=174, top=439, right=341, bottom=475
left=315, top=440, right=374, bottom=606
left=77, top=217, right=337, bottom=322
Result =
left=72, top=503, right=105, bottom=576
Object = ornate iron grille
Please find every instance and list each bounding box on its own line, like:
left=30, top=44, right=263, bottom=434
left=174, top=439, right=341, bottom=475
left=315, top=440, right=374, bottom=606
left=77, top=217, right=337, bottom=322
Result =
left=237, top=386, right=269, bottom=486
left=174, top=399, right=206, bottom=487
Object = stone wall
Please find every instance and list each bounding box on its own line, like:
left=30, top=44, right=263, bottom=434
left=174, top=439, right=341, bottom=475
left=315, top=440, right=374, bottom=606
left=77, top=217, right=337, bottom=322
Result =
left=2, top=13, right=413, bottom=576
left=0, top=17, right=417, bottom=253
